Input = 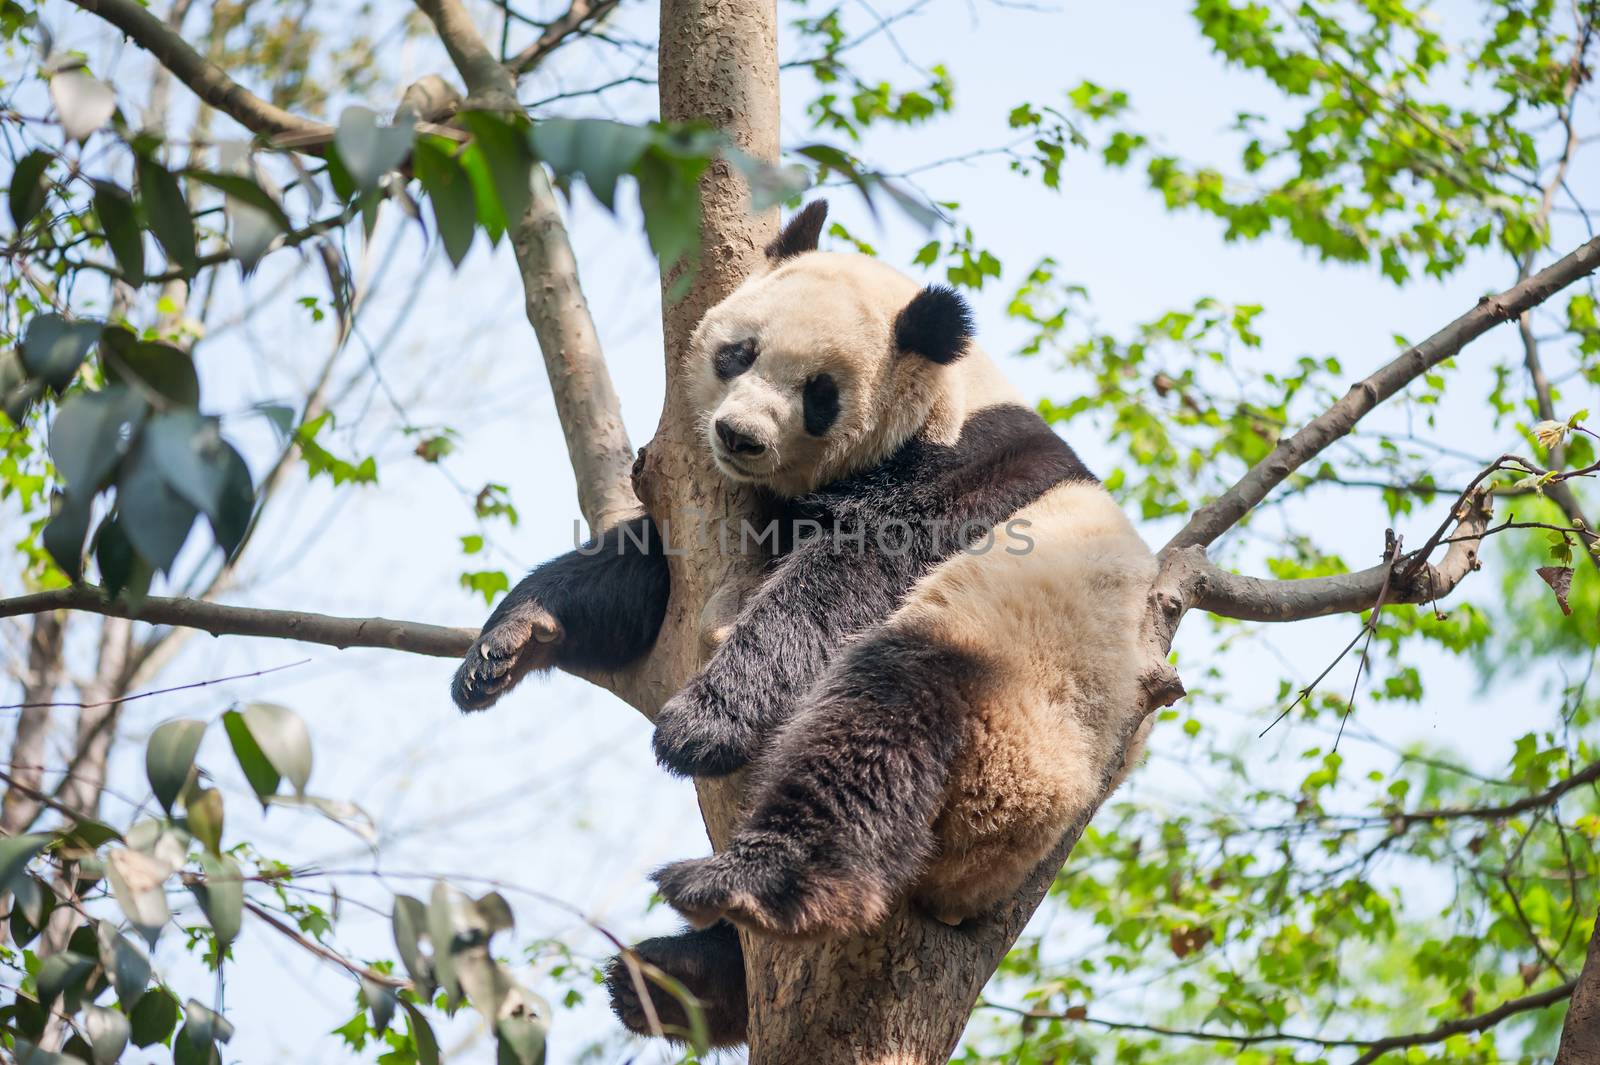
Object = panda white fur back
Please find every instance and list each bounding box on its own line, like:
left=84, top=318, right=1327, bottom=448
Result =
left=451, top=201, right=1157, bottom=1047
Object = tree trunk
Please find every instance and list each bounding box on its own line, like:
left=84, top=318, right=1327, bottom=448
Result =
left=639, top=10, right=1181, bottom=1058
left=1557, top=917, right=1600, bottom=1064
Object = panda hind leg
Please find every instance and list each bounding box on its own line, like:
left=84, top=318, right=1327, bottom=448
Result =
left=605, top=922, right=748, bottom=1047
left=653, top=625, right=981, bottom=939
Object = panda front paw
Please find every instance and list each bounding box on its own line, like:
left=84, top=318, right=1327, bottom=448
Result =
left=653, top=843, right=887, bottom=940
left=650, top=680, right=761, bottom=778
left=451, top=601, right=564, bottom=712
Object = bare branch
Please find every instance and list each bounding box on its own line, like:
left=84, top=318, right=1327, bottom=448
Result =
left=2, top=659, right=308, bottom=712
left=1166, top=236, right=1600, bottom=553
left=508, top=0, right=623, bottom=75
left=67, top=0, right=331, bottom=140
left=1348, top=978, right=1575, bottom=1065
left=511, top=168, right=639, bottom=533
left=982, top=978, right=1578, bottom=1060
left=411, top=0, right=637, bottom=534
left=414, top=0, right=517, bottom=102
left=1183, top=487, right=1492, bottom=622
left=0, top=587, right=474, bottom=658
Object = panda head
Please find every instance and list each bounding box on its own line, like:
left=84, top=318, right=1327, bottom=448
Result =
left=688, top=201, right=976, bottom=497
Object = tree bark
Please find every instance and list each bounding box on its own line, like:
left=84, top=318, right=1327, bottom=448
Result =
left=0, top=613, right=65, bottom=835
left=1557, top=917, right=1600, bottom=1065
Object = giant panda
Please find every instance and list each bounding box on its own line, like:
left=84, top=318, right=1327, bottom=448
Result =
left=451, top=201, right=1157, bottom=1047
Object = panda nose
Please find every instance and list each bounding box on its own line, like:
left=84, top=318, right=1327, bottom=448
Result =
left=715, top=419, right=766, bottom=457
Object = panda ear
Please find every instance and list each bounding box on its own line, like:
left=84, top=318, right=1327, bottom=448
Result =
left=894, top=284, right=973, bottom=364
left=765, top=200, right=829, bottom=263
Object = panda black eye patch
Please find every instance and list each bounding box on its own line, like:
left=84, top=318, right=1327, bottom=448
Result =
left=714, top=339, right=759, bottom=379
left=803, top=373, right=840, bottom=436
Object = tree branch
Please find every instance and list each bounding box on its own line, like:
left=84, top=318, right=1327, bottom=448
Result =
left=0, top=587, right=474, bottom=658
left=1166, top=236, right=1600, bottom=553
left=510, top=168, right=639, bottom=534
left=1183, top=486, right=1492, bottom=622
left=507, top=0, right=623, bottom=76
left=66, top=0, right=331, bottom=141
left=411, top=0, right=637, bottom=535
left=983, top=977, right=1578, bottom=1061
left=1, top=613, right=65, bottom=834
left=414, top=0, right=517, bottom=102
left=1348, top=978, right=1576, bottom=1065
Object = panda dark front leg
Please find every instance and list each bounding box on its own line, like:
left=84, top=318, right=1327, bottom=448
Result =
left=653, top=625, right=983, bottom=938
left=651, top=542, right=903, bottom=778
left=605, top=922, right=748, bottom=1047
left=452, top=515, right=670, bottom=711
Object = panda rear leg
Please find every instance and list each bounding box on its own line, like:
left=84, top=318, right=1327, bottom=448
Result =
left=654, top=626, right=982, bottom=939
left=605, top=922, right=748, bottom=1047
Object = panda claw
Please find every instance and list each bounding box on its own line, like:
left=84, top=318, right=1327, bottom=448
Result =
left=451, top=604, right=564, bottom=712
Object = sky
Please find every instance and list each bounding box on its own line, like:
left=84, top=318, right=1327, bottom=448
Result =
left=7, top=0, right=1596, bottom=1062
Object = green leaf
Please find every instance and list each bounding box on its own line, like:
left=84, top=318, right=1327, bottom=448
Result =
left=94, top=515, right=153, bottom=602
left=334, top=106, right=415, bottom=192
left=361, top=978, right=396, bottom=1036
left=117, top=437, right=200, bottom=573
left=22, top=313, right=102, bottom=392
left=412, top=136, right=478, bottom=267
left=428, top=881, right=464, bottom=1004
left=460, top=111, right=534, bottom=230
left=128, top=989, right=181, bottom=1048
left=401, top=1002, right=441, bottom=1065
left=173, top=1025, right=221, bottom=1065
left=458, top=141, right=507, bottom=243
left=496, top=1014, right=547, bottom=1065
left=145, top=718, right=206, bottom=812
left=142, top=411, right=253, bottom=554
left=97, top=919, right=152, bottom=1008
left=184, top=170, right=291, bottom=228
left=186, top=786, right=224, bottom=856
left=0, top=348, right=43, bottom=424
left=191, top=853, right=242, bottom=949
left=100, top=327, right=201, bottom=407
left=10, top=876, right=54, bottom=948
left=0, top=833, right=52, bottom=896
left=236, top=702, right=311, bottom=795
left=136, top=156, right=197, bottom=275
left=10, top=150, right=53, bottom=231
left=529, top=119, right=652, bottom=211
left=182, top=1000, right=234, bottom=1047
left=84, top=1003, right=130, bottom=1065
left=93, top=181, right=145, bottom=283
left=392, top=894, right=436, bottom=998
left=637, top=149, right=703, bottom=282
left=42, top=491, right=92, bottom=581
left=48, top=386, right=145, bottom=497
left=222, top=709, right=280, bottom=802
left=38, top=950, right=95, bottom=1009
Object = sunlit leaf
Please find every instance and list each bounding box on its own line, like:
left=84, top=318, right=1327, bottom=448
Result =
left=145, top=718, right=205, bottom=812
left=84, top=1003, right=130, bottom=1065
left=97, top=919, right=152, bottom=1008
left=334, top=105, right=415, bottom=192
left=191, top=852, right=242, bottom=949
left=49, top=64, right=115, bottom=141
